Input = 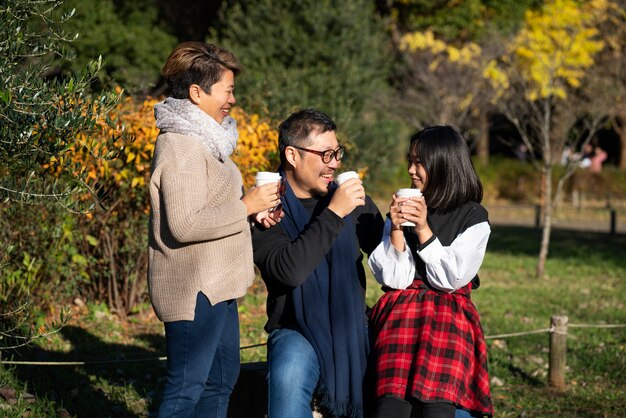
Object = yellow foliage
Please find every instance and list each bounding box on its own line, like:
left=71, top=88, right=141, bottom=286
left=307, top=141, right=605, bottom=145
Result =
left=459, top=93, right=474, bottom=112
left=231, top=107, right=280, bottom=188
left=42, top=96, right=157, bottom=202
left=401, top=29, right=481, bottom=67
left=47, top=96, right=279, bottom=207
left=513, top=0, right=607, bottom=100
left=401, top=30, right=448, bottom=55
left=483, top=59, right=510, bottom=95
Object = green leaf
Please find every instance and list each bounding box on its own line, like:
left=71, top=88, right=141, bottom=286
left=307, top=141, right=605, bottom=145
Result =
left=86, top=235, right=98, bottom=246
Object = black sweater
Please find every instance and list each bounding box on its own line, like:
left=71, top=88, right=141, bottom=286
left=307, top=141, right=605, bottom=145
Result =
left=252, top=194, right=384, bottom=332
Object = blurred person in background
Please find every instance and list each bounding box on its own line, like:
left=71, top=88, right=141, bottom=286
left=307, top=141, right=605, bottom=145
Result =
left=590, top=145, right=607, bottom=173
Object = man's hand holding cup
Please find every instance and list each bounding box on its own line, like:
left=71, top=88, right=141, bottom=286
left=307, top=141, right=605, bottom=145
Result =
left=329, top=171, right=365, bottom=218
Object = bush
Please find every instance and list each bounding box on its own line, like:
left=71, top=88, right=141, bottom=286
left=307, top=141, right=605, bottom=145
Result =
left=1, top=0, right=127, bottom=352
left=2, top=96, right=282, bottom=318
left=475, top=157, right=626, bottom=206
left=230, top=108, right=280, bottom=188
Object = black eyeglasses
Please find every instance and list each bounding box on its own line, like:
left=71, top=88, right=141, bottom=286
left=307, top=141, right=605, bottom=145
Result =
left=291, top=145, right=345, bottom=163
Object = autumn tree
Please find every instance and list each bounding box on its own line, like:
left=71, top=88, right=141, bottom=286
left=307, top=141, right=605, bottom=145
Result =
left=490, top=0, right=609, bottom=277
left=382, top=0, right=536, bottom=164
left=397, top=30, right=506, bottom=163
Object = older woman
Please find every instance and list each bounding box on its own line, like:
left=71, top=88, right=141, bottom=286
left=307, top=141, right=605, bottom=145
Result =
left=149, top=41, right=280, bottom=417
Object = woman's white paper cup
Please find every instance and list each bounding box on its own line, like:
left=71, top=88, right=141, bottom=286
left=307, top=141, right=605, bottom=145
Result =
left=255, top=172, right=281, bottom=186
left=336, top=171, right=360, bottom=185
left=396, top=188, right=422, bottom=226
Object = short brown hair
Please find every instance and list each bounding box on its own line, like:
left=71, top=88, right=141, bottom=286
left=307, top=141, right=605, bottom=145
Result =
left=162, top=41, right=241, bottom=99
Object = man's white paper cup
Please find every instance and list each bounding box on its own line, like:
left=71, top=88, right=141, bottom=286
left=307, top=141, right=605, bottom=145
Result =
left=335, top=171, right=360, bottom=185
left=255, top=172, right=281, bottom=186
left=396, top=188, right=422, bottom=226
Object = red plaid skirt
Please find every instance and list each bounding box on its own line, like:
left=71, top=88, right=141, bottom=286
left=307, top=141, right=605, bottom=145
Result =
left=369, top=281, right=493, bottom=416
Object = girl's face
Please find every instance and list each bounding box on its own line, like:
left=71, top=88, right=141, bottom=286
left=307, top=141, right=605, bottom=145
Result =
left=408, top=150, right=428, bottom=192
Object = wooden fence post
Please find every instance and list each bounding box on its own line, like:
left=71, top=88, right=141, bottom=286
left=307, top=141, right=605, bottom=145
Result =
left=549, top=315, right=568, bottom=391
left=610, top=209, right=616, bottom=235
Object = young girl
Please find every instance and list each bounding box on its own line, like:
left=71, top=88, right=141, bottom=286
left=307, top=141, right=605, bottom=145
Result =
left=367, top=126, right=493, bottom=418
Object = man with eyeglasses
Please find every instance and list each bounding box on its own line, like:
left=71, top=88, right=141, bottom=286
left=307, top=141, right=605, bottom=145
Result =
left=252, top=108, right=384, bottom=418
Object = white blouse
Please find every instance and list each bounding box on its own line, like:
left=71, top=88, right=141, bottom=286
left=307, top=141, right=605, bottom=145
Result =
left=367, top=218, right=491, bottom=292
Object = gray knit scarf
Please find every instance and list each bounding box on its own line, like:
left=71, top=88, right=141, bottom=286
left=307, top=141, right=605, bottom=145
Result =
left=154, top=97, right=239, bottom=161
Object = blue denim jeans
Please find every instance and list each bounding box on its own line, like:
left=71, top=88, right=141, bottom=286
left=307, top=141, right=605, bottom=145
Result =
left=158, top=293, right=240, bottom=418
left=267, top=328, right=320, bottom=418
left=455, top=409, right=480, bottom=418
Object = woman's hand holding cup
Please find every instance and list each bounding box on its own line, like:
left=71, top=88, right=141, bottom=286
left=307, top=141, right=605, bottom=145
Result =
left=390, top=188, right=425, bottom=230
left=243, top=172, right=282, bottom=216
left=247, top=172, right=285, bottom=227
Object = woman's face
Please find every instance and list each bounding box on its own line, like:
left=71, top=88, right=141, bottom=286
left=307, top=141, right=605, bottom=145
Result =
left=407, top=150, right=428, bottom=192
left=197, top=69, right=236, bottom=124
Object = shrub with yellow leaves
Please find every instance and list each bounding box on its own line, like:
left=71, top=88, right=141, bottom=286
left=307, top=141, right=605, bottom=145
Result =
left=60, top=97, right=278, bottom=205
left=50, top=95, right=159, bottom=212
left=46, top=96, right=279, bottom=317
left=231, top=107, right=280, bottom=188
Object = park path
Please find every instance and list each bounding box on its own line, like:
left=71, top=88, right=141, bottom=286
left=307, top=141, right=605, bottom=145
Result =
left=486, top=203, right=626, bottom=234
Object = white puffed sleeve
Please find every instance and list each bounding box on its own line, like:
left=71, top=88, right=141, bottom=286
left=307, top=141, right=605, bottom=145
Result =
left=417, top=221, right=490, bottom=292
left=367, top=218, right=416, bottom=289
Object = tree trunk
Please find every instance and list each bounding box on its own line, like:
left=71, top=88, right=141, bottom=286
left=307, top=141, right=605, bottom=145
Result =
left=477, top=111, right=489, bottom=165
left=537, top=169, right=553, bottom=278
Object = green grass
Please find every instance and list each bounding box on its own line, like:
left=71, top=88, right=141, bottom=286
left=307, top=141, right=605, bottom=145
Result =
left=1, top=226, right=625, bottom=417
left=478, top=226, right=626, bottom=417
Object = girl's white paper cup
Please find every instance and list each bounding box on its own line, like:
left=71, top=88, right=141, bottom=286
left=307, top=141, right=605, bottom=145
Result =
left=255, top=172, right=281, bottom=186
left=336, top=171, right=359, bottom=185
left=396, top=188, right=422, bottom=226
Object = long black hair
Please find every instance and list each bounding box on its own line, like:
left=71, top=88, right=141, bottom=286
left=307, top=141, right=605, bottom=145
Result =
left=409, top=125, right=483, bottom=211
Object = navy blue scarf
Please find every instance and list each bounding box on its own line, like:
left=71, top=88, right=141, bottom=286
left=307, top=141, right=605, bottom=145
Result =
left=278, top=179, right=368, bottom=418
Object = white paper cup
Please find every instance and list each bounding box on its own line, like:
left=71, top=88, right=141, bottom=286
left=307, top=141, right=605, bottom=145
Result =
left=336, top=171, right=360, bottom=185
left=255, top=171, right=281, bottom=186
left=396, top=188, right=422, bottom=226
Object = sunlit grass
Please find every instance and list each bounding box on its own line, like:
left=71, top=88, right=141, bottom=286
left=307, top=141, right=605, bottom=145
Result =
left=3, top=225, right=625, bottom=417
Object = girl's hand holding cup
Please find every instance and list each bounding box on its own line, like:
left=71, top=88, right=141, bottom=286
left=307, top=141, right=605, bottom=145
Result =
left=390, top=188, right=424, bottom=230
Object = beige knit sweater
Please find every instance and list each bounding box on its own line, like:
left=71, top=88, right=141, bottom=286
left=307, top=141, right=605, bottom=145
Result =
left=148, top=132, right=254, bottom=322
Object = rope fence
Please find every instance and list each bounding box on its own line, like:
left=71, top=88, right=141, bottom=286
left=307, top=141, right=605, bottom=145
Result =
left=0, top=342, right=267, bottom=366
left=3, top=317, right=622, bottom=418
left=2, top=317, right=625, bottom=390
left=488, top=204, right=624, bottom=235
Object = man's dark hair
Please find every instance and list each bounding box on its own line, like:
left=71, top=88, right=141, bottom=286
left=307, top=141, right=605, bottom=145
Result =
left=278, top=108, right=337, bottom=164
left=408, top=125, right=483, bottom=211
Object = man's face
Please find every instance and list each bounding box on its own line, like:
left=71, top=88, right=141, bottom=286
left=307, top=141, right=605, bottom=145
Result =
left=288, top=130, right=341, bottom=198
